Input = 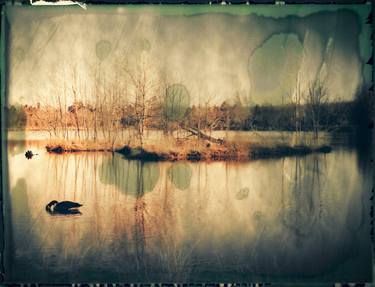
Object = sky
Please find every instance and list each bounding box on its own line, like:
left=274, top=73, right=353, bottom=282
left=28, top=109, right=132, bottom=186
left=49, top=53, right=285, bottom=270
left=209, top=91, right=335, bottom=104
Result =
left=5, top=4, right=372, bottom=106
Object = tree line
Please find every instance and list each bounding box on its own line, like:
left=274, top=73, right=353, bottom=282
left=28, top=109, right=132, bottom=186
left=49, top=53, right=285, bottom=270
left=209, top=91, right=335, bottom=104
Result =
left=5, top=48, right=371, bottom=145
left=5, top=96, right=369, bottom=134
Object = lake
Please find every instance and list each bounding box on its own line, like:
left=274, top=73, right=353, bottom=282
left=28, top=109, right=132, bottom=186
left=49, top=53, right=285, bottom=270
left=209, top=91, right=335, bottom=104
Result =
left=3, top=131, right=373, bottom=283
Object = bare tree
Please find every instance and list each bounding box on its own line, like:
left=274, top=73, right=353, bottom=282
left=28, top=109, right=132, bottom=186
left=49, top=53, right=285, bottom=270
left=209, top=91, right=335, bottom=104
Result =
left=123, top=52, right=160, bottom=147
left=305, top=79, right=328, bottom=139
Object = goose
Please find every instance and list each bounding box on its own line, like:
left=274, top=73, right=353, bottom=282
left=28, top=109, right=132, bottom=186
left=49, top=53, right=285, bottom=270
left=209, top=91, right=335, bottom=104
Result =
left=46, top=200, right=82, bottom=215
left=25, top=150, right=38, bottom=159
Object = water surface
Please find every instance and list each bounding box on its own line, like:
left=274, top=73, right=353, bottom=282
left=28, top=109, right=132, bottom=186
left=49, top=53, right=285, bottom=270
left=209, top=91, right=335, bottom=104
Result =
left=3, top=131, right=372, bottom=283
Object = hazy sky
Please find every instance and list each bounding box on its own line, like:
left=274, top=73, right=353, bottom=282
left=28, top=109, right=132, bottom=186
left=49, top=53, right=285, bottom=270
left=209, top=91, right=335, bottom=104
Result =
left=5, top=4, right=372, bottom=106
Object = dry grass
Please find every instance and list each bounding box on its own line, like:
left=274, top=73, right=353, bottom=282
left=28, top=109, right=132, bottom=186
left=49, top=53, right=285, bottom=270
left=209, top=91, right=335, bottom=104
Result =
left=45, top=138, right=332, bottom=161
left=45, top=140, right=124, bottom=153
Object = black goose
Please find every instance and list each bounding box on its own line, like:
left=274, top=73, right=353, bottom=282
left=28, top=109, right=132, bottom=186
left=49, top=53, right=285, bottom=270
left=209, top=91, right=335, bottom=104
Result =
left=25, top=150, right=38, bottom=159
left=46, top=200, right=83, bottom=215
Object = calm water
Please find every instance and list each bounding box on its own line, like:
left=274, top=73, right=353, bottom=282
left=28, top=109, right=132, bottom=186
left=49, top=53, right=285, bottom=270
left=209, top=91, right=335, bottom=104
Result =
left=3, top=131, right=373, bottom=283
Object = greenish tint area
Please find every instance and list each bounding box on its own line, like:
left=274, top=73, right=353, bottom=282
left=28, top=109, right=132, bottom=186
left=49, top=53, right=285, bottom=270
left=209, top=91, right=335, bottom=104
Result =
left=18, top=4, right=369, bottom=18
left=4, top=4, right=372, bottom=105
left=99, top=155, right=160, bottom=197
left=6, top=105, right=27, bottom=129
left=235, top=187, right=249, bottom=200
left=8, top=141, right=25, bottom=157
left=0, top=8, right=9, bottom=280
left=1, top=6, right=7, bottom=196
left=167, top=163, right=192, bottom=190
left=96, top=40, right=112, bottom=61
left=129, top=147, right=143, bottom=157
left=9, top=178, right=30, bottom=280
left=7, top=4, right=370, bottom=57
left=13, top=47, right=25, bottom=63
left=164, top=84, right=190, bottom=121
left=135, top=38, right=151, bottom=52
left=11, top=179, right=30, bottom=221
left=250, top=34, right=303, bottom=104
left=359, top=22, right=372, bottom=85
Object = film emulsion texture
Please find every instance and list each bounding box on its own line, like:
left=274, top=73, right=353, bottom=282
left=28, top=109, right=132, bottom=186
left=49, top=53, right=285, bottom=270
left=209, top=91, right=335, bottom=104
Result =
left=2, top=4, right=373, bottom=283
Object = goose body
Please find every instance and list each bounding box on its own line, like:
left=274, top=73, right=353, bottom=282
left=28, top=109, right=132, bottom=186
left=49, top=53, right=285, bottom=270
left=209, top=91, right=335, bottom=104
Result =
left=46, top=200, right=82, bottom=214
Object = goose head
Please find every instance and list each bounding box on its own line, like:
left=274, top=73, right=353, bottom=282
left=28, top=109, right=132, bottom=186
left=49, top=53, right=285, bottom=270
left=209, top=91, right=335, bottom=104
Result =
left=46, top=200, right=58, bottom=212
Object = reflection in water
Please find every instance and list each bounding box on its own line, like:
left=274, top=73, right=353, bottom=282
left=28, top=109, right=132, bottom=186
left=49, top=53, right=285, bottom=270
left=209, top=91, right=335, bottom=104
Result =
left=7, top=138, right=25, bottom=156
left=167, top=163, right=192, bottom=190
left=46, top=210, right=82, bottom=216
left=99, top=156, right=160, bottom=197
left=281, top=156, right=324, bottom=246
left=4, top=139, right=372, bottom=283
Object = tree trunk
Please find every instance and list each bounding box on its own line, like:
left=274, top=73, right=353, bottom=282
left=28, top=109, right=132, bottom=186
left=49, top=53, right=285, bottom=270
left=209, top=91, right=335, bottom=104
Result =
left=180, top=125, right=225, bottom=145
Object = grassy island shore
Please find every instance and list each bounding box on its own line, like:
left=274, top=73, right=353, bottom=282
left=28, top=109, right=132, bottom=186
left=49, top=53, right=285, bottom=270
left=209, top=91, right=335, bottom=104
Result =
left=45, top=139, right=332, bottom=161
